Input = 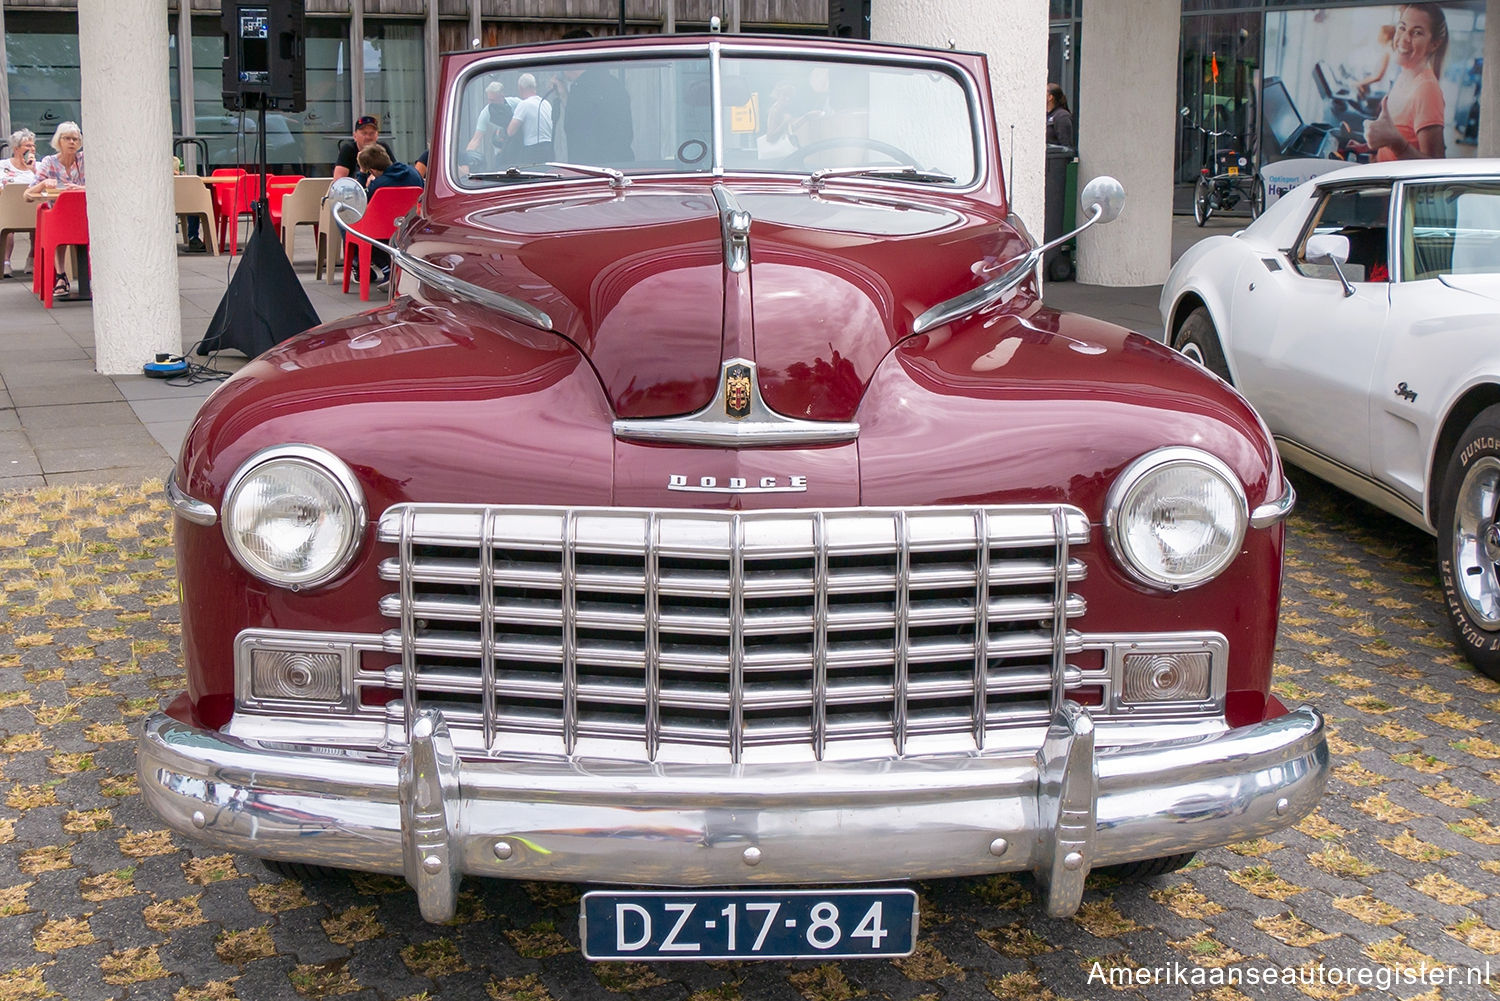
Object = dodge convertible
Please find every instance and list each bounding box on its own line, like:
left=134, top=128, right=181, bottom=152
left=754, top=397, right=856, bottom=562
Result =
left=140, top=33, right=1327, bottom=960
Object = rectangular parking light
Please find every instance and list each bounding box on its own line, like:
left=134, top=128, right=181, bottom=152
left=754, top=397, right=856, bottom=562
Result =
left=1120, top=650, right=1212, bottom=703
left=250, top=649, right=344, bottom=703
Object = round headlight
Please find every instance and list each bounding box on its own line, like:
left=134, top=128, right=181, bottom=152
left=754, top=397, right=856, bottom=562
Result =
left=222, top=445, right=366, bottom=589
left=1106, top=447, right=1248, bottom=589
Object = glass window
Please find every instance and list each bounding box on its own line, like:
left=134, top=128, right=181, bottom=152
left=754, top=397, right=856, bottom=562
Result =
left=1403, top=181, right=1500, bottom=281
left=1295, top=185, right=1391, bottom=282
left=451, top=52, right=976, bottom=187
left=1176, top=11, right=1260, bottom=186
left=5, top=12, right=82, bottom=144
left=363, top=19, right=426, bottom=164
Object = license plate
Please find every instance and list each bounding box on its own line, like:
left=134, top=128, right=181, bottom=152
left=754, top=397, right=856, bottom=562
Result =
left=1227, top=165, right=1239, bottom=175
left=580, top=888, right=918, bottom=960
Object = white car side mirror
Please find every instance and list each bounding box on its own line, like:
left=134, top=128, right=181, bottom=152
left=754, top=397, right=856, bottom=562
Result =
left=1305, top=233, right=1350, bottom=265
left=1305, top=233, right=1355, bottom=297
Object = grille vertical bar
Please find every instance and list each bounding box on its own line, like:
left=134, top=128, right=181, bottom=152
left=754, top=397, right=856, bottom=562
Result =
left=644, top=512, right=661, bottom=761
left=729, top=513, right=746, bottom=763
left=812, top=511, right=829, bottom=761
left=479, top=508, right=497, bottom=750
left=972, top=507, right=990, bottom=751
left=562, top=511, right=579, bottom=755
left=1050, top=507, right=1069, bottom=712
left=399, top=506, right=418, bottom=743
left=893, top=510, right=910, bottom=755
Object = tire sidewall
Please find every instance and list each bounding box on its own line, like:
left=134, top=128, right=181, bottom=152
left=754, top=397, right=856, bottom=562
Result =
left=1437, top=412, right=1500, bottom=680
left=1173, top=308, right=1231, bottom=383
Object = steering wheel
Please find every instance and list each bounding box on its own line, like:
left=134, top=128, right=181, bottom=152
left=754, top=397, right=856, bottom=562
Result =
left=779, top=136, right=920, bottom=169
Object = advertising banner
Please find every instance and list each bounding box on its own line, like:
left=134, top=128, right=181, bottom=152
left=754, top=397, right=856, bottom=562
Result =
left=1262, top=2, right=1484, bottom=165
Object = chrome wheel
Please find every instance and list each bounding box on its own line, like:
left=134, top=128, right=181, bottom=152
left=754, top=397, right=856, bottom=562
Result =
left=1452, top=455, right=1500, bottom=629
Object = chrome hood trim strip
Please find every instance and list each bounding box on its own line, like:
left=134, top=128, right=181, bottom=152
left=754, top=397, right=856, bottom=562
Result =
left=331, top=203, right=555, bottom=333
left=613, top=357, right=859, bottom=447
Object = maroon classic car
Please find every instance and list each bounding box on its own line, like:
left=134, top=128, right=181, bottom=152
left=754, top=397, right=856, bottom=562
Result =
left=142, top=34, right=1326, bottom=959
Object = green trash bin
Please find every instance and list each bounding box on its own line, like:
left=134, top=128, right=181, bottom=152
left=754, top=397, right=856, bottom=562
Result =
left=1043, top=146, right=1078, bottom=281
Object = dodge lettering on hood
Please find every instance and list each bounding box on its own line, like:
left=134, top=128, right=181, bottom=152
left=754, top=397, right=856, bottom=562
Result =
left=143, top=33, right=1326, bottom=961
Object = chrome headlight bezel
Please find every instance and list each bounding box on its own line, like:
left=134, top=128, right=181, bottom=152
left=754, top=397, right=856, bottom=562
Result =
left=1105, top=447, right=1249, bottom=590
left=221, top=444, right=367, bottom=590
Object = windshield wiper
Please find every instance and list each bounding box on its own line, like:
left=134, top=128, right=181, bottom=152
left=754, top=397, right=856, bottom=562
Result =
left=468, top=167, right=562, bottom=183
left=545, top=161, right=632, bottom=188
left=803, top=165, right=956, bottom=191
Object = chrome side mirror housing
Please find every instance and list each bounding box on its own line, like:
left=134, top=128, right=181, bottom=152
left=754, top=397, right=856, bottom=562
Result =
left=1305, top=233, right=1355, bottom=297
left=1080, top=175, right=1126, bottom=226
left=326, top=177, right=368, bottom=224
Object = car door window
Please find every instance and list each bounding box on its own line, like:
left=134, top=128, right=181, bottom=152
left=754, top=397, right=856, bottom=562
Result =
left=1293, top=185, right=1392, bottom=283
left=1402, top=180, right=1500, bottom=281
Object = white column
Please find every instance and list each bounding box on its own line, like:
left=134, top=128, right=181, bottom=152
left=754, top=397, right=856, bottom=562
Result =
left=871, top=0, right=1048, bottom=233
left=78, top=0, right=181, bottom=375
left=0, top=5, right=11, bottom=143
left=1076, top=0, right=1177, bottom=286
left=1480, top=0, right=1500, bottom=156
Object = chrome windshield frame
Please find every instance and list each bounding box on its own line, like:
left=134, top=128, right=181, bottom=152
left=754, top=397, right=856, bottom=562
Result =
left=442, top=40, right=989, bottom=197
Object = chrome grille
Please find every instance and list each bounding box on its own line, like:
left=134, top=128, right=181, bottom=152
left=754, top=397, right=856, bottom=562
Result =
left=377, top=504, right=1089, bottom=761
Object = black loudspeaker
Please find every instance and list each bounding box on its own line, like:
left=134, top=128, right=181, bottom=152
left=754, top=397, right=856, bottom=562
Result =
left=221, top=0, right=305, bottom=112
left=828, top=0, right=870, bottom=39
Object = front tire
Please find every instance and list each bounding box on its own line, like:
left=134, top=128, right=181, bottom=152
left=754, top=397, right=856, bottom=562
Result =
left=1097, top=853, right=1196, bottom=881
left=1193, top=175, right=1213, bottom=226
left=1250, top=174, right=1265, bottom=218
left=1172, top=307, right=1232, bottom=383
left=1437, top=405, right=1500, bottom=681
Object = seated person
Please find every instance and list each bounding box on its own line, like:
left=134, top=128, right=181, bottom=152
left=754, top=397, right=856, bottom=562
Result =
left=335, top=115, right=394, bottom=185
left=355, top=145, right=423, bottom=286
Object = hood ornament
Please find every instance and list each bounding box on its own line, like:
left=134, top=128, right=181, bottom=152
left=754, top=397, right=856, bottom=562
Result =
left=613, top=358, right=859, bottom=447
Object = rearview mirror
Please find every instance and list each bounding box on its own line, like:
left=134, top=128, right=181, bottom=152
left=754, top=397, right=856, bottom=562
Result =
left=1080, top=175, right=1125, bottom=225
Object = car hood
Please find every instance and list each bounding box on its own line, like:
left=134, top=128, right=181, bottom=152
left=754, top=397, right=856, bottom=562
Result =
left=407, top=182, right=1019, bottom=421
left=1439, top=273, right=1500, bottom=302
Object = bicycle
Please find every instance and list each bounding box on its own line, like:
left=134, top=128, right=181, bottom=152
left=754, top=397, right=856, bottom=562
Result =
left=1181, top=110, right=1264, bottom=226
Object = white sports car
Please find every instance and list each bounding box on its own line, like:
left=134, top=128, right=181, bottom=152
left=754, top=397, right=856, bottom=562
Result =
left=1161, top=158, right=1500, bottom=680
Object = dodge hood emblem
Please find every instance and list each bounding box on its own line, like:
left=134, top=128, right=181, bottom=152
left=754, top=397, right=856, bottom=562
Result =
left=725, top=364, right=753, bottom=419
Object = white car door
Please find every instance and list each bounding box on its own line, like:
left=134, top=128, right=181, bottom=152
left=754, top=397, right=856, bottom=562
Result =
left=1230, top=183, right=1393, bottom=476
left=1373, top=177, right=1500, bottom=515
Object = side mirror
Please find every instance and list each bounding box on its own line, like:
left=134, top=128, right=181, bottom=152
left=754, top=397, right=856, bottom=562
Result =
left=326, top=177, right=368, bottom=224
left=1080, top=175, right=1126, bottom=225
left=1305, top=233, right=1350, bottom=264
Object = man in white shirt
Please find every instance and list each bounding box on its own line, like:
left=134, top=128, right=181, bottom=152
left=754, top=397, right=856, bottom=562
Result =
left=507, top=73, right=555, bottom=165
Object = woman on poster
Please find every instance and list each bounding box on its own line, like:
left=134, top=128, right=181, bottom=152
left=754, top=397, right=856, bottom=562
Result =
left=1362, top=3, right=1449, bottom=160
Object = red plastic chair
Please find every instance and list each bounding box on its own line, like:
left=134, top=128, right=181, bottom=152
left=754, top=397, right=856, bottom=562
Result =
left=32, top=191, right=88, bottom=309
left=342, top=186, right=421, bottom=301
left=213, top=169, right=260, bottom=256
left=267, top=173, right=305, bottom=234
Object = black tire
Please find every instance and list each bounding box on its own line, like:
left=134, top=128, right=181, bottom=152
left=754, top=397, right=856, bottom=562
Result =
left=1097, top=853, right=1196, bottom=881
left=1172, top=306, right=1232, bottom=383
left=1437, top=405, right=1500, bottom=682
left=1250, top=174, right=1265, bottom=218
left=1193, top=175, right=1213, bottom=226
left=260, top=859, right=349, bottom=882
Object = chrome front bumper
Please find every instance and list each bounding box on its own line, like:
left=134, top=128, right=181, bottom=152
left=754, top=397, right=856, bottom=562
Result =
left=138, top=703, right=1327, bottom=923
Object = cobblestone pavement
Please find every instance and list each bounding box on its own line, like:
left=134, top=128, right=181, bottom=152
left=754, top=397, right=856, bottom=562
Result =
left=1, top=472, right=1498, bottom=1001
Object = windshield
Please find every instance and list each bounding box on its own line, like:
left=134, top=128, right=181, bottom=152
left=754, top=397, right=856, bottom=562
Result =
left=450, top=49, right=978, bottom=186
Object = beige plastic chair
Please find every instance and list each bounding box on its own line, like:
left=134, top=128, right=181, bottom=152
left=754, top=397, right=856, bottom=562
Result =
left=172, top=175, right=220, bottom=256
left=0, top=183, right=38, bottom=271
left=316, top=188, right=343, bottom=283
left=279, top=176, right=330, bottom=266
